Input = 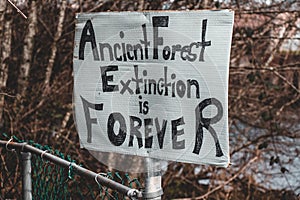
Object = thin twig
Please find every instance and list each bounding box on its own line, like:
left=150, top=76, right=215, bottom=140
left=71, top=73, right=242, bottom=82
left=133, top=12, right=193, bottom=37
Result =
left=276, top=94, right=300, bottom=116
left=6, top=0, right=27, bottom=19
left=195, top=156, right=259, bottom=200
left=0, top=92, right=16, bottom=98
left=272, top=69, right=300, bottom=94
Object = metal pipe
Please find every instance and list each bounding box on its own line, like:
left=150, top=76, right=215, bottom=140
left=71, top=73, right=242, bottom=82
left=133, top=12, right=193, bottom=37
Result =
left=143, top=158, right=163, bottom=200
left=21, top=152, right=32, bottom=200
left=0, top=140, right=142, bottom=199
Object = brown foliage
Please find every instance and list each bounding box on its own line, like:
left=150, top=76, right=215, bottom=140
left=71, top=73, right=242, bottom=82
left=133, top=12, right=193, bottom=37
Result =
left=0, top=0, right=299, bottom=199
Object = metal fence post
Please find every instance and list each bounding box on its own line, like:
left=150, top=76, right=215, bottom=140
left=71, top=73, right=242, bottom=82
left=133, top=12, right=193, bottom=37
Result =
left=21, top=152, right=32, bottom=200
left=143, top=158, right=163, bottom=200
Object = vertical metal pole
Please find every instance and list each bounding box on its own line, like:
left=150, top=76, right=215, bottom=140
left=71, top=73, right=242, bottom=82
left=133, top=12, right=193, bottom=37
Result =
left=21, top=152, right=32, bottom=200
left=143, top=158, right=163, bottom=200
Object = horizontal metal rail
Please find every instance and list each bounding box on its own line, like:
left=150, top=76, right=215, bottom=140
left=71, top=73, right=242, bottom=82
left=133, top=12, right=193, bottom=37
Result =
left=0, top=139, right=142, bottom=199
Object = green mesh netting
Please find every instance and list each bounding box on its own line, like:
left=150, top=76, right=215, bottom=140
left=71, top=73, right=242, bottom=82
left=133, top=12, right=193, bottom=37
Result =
left=0, top=133, right=141, bottom=200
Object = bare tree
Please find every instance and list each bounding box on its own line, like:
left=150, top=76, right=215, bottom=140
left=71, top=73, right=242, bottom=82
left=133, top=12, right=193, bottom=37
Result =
left=17, top=0, right=38, bottom=99
left=43, top=0, right=67, bottom=96
left=0, top=1, right=12, bottom=125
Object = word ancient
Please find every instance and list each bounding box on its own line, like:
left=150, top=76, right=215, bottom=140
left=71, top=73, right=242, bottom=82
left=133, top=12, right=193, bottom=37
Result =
left=79, top=16, right=211, bottom=62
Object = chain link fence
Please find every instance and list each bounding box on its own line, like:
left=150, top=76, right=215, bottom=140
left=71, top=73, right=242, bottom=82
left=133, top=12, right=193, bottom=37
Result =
left=0, top=134, right=142, bottom=200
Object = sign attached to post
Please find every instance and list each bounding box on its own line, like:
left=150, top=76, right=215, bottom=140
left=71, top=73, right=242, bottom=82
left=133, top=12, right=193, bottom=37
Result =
left=73, top=10, right=234, bottom=167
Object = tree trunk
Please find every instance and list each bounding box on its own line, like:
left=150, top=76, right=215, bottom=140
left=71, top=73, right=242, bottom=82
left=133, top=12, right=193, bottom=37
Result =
left=43, top=0, right=67, bottom=96
left=0, top=2, right=12, bottom=126
left=17, top=0, right=38, bottom=98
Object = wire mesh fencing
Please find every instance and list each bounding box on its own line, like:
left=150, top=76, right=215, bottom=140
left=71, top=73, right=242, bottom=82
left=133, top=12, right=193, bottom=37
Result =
left=0, top=133, right=142, bottom=200
left=0, top=142, right=22, bottom=199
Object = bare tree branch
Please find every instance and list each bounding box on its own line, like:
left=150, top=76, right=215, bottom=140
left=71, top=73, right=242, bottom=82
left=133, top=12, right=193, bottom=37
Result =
left=195, top=156, right=259, bottom=200
left=6, top=0, right=27, bottom=19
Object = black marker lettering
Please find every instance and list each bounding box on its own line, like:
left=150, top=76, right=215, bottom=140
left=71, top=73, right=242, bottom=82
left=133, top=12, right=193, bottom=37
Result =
left=79, top=20, right=99, bottom=60
left=152, top=16, right=169, bottom=59
left=155, top=118, right=167, bottom=149
left=80, top=96, right=103, bottom=143
left=199, top=19, right=211, bottom=62
left=129, top=116, right=143, bottom=148
left=140, top=24, right=149, bottom=59
left=144, top=118, right=153, bottom=148
left=172, top=117, right=185, bottom=149
left=101, top=65, right=119, bottom=92
left=193, top=98, right=224, bottom=157
left=107, top=113, right=126, bottom=146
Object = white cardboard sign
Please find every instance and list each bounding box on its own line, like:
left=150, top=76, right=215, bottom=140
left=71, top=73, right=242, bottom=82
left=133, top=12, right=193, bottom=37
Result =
left=73, top=10, right=234, bottom=167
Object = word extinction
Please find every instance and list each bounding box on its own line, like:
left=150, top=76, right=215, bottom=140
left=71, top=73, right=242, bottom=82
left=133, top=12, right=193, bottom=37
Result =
left=101, top=65, right=200, bottom=99
left=79, top=16, right=211, bottom=62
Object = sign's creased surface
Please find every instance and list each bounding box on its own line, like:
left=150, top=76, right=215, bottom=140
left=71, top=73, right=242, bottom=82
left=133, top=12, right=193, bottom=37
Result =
left=73, top=10, right=234, bottom=167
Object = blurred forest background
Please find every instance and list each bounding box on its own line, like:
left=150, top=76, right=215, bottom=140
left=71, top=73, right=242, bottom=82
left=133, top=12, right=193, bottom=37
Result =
left=0, top=0, right=300, bottom=199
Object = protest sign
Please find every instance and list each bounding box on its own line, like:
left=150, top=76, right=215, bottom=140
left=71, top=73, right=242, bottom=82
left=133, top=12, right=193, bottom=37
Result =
left=73, top=10, right=234, bottom=167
